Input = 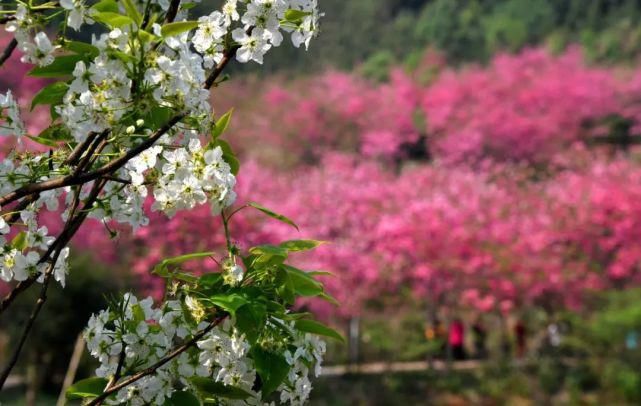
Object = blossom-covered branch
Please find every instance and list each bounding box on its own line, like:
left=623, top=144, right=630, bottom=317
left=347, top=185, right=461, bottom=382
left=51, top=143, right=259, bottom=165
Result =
left=0, top=1, right=337, bottom=404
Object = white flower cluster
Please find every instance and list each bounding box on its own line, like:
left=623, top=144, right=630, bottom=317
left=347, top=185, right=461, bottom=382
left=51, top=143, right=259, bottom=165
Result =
left=0, top=90, right=24, bottom=139
left=0, top=205, right=68, bottom=286
left=193, top=0, right=322, bottom=65
left=85, top=294, right=326, bottom=405
left=87, top=133, right=236, bottom=229
left=57, top=30, right=133, bottom=143
left=5, top=4, right=56, bottom=66
left=0, top=152, right=71, bottom=285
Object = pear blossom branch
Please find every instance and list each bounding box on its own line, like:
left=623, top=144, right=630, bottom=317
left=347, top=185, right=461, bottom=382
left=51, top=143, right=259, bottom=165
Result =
left=0, top=48, right=238, bottom=208
left=0, top=42, right=238, bottom=318
left=87, top=315, right=227, bottom=406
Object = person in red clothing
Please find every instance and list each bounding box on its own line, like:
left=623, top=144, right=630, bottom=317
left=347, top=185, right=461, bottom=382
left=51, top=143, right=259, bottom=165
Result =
left=449, top=318, right=466, bottom=360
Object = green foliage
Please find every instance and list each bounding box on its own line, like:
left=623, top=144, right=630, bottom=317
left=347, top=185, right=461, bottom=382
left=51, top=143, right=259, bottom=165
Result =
left=161, top=21, right=200, bottom=38
left=190, top=377, right=254, bottom=400
left=247, top=202, right=299, bottom=230
left=66, top=377, right=109, bottom=400
left=28, top=55, right=86, bottom=77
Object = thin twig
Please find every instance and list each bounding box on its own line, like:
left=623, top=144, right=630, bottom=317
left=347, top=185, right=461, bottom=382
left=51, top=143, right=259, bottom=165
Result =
left=87, top=316, right=226, bottom=405
left=0, top=15, right=15, bottom=25
left=0, top=38, right=17, bottom=67
left=164, top=0, right=181, bottom=23
left=65, top=132, right=102, bottom=166
left=97, top=343, right=127, bottom=405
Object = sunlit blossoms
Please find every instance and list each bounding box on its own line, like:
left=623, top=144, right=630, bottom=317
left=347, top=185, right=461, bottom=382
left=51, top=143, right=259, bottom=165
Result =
left=84, top=294, right=326, bottom=405
left=0, top=90, right=24, bottom=138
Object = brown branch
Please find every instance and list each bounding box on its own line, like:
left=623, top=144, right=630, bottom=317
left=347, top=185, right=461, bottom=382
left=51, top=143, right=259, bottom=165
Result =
left=97, top=343, right=127, bottom=405
left=0, top=38, right=17, bottom=68
left=65, top=132, right=102, bottom=166
left=0, top=277, right=37, bottom=313
left=0, top=15, right=15, bottom=25
left=164, top=0, right=181, bottom=23
left=72, top=131, right=109, bottom=177
left=87, top=316, right=226, bottom=405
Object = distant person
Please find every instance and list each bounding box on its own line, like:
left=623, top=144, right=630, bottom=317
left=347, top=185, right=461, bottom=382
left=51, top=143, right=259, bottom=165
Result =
left=449, top=318, right=466, bottom=360
left=514, top=320, right=527, bottom=358
left=425, top=318, right=447, bottom=358
left=471, top=317, right=487, bottom=359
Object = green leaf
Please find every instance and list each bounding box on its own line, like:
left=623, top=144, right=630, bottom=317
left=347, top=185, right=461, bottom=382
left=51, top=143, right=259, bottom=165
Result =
left=215, top=139, right=240, bottom=175
left=181, top=2, right=198, bottom=10
left=161, top=21, right=199, bottom=37
left=295, top=319, right=345, bottom=343
left=212, top=109, right=234, bottom=139
left=284, top=9, right=312, bottom=22
left=143, top=105, right=174, bottom=130
left=66, top=377, right=108, bottom=400
left=275, top=268, right=296, bottom=305
left=11, top=232, right=28, bottom=251
left=131, top=303, right=146, bottom=323
left=63, top=41, right=100, bottom=58
left=28, top=55, right=84, bottom=77
left=121, top=0, right=143, bottom=25
left=92, top=12, right=135, bottom=28
left=251, top=347, right=290, bottom=397
left=92, top=0, right=119, bottom=13
left=37, top=124, right=72, bottom=143
left=166, top=390, right=200, bottom=406
left=190, top=377, right=254, bottom=400
left=26, top=135, right=58, bottom=147
left=153, top=252, right=215, bottom=276
left=31, top=82, right=68, bottom=110
left=318, top=292, right=340, bottom=306
left=235, top=303, right=267, bottom=344
left=138, top=29, right=159, bottom=44
left=283, top=265, right=323, bottom=297
left=247, top=202, right=298, bottom=231
left=279, top=239, right=325, bottom=252
left=309, top=271, right=334, bottom=277
left=249, top=245, right=288, bottom=266
left=198, top=272, right=223, bottom=288
left=208, top=293, right=248, bottom=315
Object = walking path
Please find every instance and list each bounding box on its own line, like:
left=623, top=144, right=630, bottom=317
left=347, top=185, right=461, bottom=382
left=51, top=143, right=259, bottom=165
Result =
left=321, top=359, right=485, bottom=376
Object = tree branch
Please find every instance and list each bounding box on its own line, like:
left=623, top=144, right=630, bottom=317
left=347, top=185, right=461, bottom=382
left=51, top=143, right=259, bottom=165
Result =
left=0, top=38, right=17, bottom=68
left=164, top=0, right=181, bottom=23
left=87, top=315, right=226, bottom=405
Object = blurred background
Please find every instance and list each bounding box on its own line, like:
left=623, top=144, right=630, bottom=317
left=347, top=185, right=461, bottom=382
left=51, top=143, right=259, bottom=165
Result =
left=4, top=0, right=641, bottom=404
